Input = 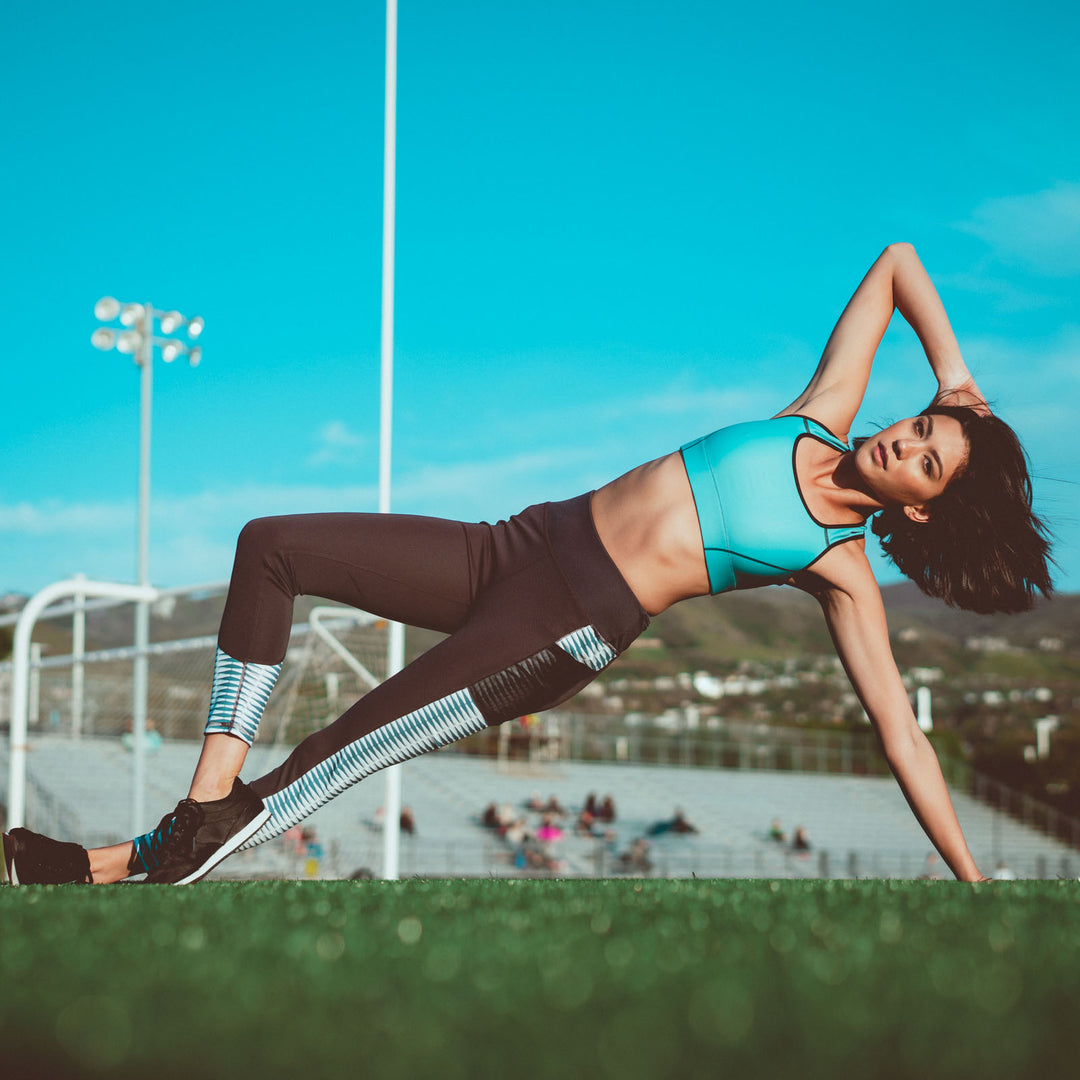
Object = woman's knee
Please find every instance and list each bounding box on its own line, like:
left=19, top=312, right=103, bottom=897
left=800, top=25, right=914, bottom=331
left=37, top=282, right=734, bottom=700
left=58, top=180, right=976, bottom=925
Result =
left=235, top=516, right=291, bottom=560
left=233, top=516, right=302, bottom=596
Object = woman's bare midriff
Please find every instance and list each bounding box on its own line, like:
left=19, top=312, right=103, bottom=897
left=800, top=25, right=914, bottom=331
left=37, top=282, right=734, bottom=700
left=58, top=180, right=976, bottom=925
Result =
left=590, top=451, right=711, bottom=615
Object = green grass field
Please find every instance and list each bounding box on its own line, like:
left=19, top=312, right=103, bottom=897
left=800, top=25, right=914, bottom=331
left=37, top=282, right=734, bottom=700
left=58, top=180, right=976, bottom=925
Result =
left=2, top=878, right=1077, bottom=1079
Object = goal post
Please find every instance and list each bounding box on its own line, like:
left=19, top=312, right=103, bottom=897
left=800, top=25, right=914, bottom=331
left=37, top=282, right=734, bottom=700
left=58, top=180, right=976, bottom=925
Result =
left=1, top=579, right=395, bottom=861
left=4, top=578, right=158, bottom=831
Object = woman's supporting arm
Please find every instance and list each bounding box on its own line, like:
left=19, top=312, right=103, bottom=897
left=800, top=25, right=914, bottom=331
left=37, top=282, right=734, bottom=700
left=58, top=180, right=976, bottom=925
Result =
left=778, top=243, right=989, bottom=433
left=813, top=563, right=985, bottom=881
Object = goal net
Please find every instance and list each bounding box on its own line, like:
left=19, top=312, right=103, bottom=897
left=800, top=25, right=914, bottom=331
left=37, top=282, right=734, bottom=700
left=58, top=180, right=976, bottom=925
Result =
left=0, top=586, right=394, bottom=850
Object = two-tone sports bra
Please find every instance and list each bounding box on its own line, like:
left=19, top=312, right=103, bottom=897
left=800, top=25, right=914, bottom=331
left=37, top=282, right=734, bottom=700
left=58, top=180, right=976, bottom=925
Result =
left=680, top=415, right=866, bottom=594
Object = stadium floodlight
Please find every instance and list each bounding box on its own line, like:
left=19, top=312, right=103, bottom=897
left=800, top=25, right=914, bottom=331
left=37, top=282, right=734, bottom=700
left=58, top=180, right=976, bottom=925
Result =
left=94, top=296, right=120, bottom=322
left=116, top=329, right=142, bottom=354
left=89, top=292, right=205, bottom=834
left=91, top=327, right=116, bottom=351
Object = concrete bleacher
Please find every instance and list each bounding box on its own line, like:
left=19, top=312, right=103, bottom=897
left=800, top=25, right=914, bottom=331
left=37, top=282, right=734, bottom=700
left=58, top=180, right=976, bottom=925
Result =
left=1, top=736, right=1075, bottom=880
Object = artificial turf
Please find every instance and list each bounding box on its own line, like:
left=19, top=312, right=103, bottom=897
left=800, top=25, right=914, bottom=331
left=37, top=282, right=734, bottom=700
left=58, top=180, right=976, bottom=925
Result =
left=1, top=877, right=1077, bottom=1079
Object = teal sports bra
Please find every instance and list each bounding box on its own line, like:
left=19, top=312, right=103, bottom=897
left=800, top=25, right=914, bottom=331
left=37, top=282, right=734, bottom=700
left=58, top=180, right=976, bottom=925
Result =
left=680, top=415, right=866, bottom=594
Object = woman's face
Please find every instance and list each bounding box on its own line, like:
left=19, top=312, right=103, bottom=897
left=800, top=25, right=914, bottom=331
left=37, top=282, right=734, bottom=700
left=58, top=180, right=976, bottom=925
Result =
left=854, top=413, right=969, bottom=520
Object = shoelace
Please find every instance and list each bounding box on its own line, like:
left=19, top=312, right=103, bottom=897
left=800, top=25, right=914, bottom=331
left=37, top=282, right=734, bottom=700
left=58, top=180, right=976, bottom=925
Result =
left=154, top=799, right=205, bottom=864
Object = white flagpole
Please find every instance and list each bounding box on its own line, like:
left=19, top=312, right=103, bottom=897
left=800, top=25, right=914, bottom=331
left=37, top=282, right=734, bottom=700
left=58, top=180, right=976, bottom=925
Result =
left=379, top=0, right=404, bottom=881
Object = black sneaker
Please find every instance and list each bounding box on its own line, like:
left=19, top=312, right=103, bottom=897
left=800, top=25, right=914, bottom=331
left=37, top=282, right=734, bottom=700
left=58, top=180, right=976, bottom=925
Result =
left=145, top=778, right=271, bottom=884
left=2, top=828, right=93, bottom=885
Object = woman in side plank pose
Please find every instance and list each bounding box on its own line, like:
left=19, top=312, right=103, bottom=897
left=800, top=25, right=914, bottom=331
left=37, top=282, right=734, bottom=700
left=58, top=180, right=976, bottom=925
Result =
left=2, top=243, right=1052, bottom=886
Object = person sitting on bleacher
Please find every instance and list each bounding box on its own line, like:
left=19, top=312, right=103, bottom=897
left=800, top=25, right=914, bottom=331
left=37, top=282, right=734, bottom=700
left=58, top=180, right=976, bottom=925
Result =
left=576, top=807, right=597, bottom=836
left=504, top=817, right=529, bottom=846
left=648, top=808, right=698, bottom=836
left=535, top=813, right=563, bottom=843
left=120, top=718, right=163, bottom=754
left=615, top=837, right=653, bottom=875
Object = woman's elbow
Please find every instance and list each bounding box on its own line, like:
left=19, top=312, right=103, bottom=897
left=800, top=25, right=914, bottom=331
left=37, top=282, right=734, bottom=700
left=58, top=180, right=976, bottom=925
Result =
left=884, top=241, right=917, bottom=260
left=881, top=722, right=928, bottom=768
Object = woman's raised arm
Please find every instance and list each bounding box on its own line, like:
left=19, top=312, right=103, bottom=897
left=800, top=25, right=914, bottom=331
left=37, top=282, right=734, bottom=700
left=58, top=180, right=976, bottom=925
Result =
left=777, top=243, right=989, bottom=435
left=812, top=563, right=986, bottom=881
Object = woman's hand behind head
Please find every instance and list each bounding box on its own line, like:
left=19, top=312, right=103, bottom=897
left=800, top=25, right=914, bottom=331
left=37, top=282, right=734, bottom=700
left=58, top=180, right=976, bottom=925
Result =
left=934, top=378, right=993, bottom=417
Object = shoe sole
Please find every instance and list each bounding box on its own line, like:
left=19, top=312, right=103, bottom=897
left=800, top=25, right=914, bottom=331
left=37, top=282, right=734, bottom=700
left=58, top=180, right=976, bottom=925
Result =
left=2, top=834, right=18, bottom=886
left=171, top=807, right=272, bottom=885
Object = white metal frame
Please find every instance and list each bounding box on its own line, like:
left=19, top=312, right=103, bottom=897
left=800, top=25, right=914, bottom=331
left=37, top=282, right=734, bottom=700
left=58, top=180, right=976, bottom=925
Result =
left=6, top=579, right=158, bottom=831
left=5, top=583, right=409, bottom=877
left=308, top=607, right=382, bottom=690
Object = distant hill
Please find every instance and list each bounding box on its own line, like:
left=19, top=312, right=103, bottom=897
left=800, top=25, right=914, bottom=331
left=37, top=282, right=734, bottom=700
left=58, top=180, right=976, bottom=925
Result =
left=878, top=580, right=1078, bottom=650
left=617, top=582, right=1078, bottom=679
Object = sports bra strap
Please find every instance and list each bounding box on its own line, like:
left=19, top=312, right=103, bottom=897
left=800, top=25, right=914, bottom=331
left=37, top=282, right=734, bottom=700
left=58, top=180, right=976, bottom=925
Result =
left=825, top=523, right=866, bottom=546
left=800, top=416, right=851, bottom=453
left=801, top=418, right=863, bottom=547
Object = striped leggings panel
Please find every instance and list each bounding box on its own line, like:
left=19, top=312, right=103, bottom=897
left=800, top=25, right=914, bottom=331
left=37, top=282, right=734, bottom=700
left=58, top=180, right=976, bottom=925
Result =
left=243, top=623, right=620, bottom=845
left=203, top=648, right=282, bottom=746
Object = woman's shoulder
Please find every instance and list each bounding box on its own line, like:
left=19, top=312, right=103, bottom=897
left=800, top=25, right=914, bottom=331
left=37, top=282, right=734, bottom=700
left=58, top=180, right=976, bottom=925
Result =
left=793, top=536, right=878, bottom=600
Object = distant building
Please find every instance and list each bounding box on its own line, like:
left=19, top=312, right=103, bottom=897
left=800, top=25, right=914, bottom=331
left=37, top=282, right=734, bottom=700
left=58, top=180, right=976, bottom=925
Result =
left=908, top=666, right=944, bottom=684
left=693, top=672, right=724, bottom=699
left=965, top=636, right=1012, bottom=653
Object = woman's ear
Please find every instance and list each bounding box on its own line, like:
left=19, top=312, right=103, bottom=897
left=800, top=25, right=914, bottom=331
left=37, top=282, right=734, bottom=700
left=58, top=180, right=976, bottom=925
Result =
left=903, top=503, right=931, bottom=524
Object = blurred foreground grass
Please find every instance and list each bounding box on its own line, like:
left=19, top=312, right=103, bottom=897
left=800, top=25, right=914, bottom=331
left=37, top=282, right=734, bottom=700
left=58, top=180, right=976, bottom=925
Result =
left=1, top=878, right=1078, bottom=1079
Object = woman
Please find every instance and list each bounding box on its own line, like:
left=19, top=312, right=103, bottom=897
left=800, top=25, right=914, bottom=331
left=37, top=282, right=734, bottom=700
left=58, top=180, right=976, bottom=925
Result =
left=2, top=243, right=1052, bottom=886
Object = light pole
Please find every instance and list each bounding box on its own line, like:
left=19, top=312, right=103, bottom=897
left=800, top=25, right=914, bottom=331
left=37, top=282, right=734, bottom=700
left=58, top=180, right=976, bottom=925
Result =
left=91, top=298, right=203, bottom=833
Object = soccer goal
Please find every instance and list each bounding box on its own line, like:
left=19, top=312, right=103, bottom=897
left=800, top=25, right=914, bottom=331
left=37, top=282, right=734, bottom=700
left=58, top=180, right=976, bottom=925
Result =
left=0, top=578, right=391, bottom=851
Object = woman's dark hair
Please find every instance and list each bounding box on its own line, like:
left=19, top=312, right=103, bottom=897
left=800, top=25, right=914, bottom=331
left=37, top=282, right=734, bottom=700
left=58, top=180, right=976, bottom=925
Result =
left=869, top=402, right=1054, bottom=614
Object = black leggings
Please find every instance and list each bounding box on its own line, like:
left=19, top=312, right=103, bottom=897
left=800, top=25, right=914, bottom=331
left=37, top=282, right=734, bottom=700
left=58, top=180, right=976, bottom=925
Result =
left=223, top=494, right=650, bottom=845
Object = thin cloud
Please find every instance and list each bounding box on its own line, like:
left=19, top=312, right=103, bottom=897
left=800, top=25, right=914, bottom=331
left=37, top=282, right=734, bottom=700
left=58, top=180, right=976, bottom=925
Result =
left=0, top=448, right=593, bottom=547
left=525, top=377, right=779, bottom=437
left=594, top=385, right=771, bottom=423
left=0, top=484, right=377, bottom=538
left=959, top=325, right=1080, bottom=385
left=956, top=183, right=1080, bottom=277
left=306, top=420, right=368, bottom=467
left=0, top=500, right=133, bottom=534
left=6, top=352, right=1076, bottom=593
left=934, top=271, right=1058, bottom=313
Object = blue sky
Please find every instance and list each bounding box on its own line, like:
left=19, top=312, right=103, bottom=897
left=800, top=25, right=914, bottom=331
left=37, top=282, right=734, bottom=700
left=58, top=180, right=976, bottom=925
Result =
left=2, top=0, right=1078, bottom=597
